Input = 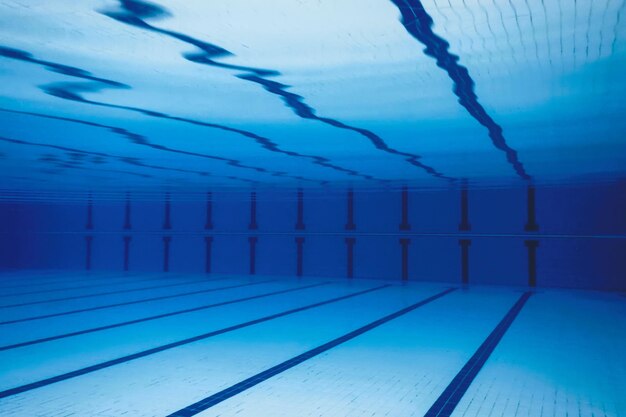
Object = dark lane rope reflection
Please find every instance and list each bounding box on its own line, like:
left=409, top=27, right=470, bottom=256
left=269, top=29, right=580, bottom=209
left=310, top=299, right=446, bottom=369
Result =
left=41, top=80, right=383, bottom=183
left=100, top=0, right=452, bottom=181
left=390, top=0, right=531, bottom=181
left=0, top=134, right=258, bottom=185
left=0, top=108, right=310, bottom=184
left=0, top=46, right=375, bottom=183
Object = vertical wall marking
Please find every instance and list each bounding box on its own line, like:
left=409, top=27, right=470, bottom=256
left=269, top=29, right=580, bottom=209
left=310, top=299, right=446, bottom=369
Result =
left=458, top=184, right=471, bottom=284
left=295, top=188, right=305, bottom=230
left=459, top=239, right=471, bottom=284
left=163, top=236, right=172, bottom=272
left=345, top=188, right=356, bottom=230
left=204, top=236, right=213, bottom=274
left=525, top=185, right=539, bottom=231
left=525, top=240, right=539, bottom=287
left=295, top=237, right=305, bottom=277
left=459, top=186, right=471, bottom=231
left=86, top=192, right=93, bottom=230
left=163, top=192, right=172, bottom=230
left=123, top=236, right=131, bottom=271
left=249, top=191, right=258, bottom=230
left=399, top=238, right=410, bottom=280
left=248, top=236, right=258, bottom=275
left=124, top=192, right=132, bottom=230
left=85, top=236, right=93, bottom=270
left=205, top=191, right=213, bottom=230
left=345, top=237, right=356, bottom=278
left=399, top=186, right=411, bottom=230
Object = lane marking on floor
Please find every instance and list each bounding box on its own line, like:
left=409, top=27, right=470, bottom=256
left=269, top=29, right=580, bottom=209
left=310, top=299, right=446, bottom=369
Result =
left=0, top=276, right=235, bottom=309
left=0, top=284, right=392, bottom=399
left=165, top=287, right=458, bottom=417
left=0, top=272, right=143, bottom=290
left=0, top=282, right=329, bottom=351
left=423, top=291, right=533, bottom=417
left=0, top=279, right=267, bottom=325
left=0, top=273, right=190, bottom=298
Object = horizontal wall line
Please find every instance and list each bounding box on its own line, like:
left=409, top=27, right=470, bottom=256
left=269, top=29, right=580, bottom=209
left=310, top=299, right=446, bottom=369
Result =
left=4, top=232, right=626, bottom=240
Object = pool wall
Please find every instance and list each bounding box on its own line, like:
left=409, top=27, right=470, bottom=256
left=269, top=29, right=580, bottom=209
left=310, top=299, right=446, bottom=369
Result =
left=1, top=181, right=625, bottom=291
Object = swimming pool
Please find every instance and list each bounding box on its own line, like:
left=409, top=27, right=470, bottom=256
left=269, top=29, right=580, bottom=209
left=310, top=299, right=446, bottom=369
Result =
left=1, top=0, right=625, bottom=416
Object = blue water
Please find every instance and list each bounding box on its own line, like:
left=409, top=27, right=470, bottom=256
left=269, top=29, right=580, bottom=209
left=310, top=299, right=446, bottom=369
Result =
left=1, top=1, right=625, bottom=416
left=0, top=0, right=625, bottom=189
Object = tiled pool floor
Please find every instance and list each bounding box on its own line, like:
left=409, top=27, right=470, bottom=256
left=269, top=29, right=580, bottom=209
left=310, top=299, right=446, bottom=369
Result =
left=0, top=271, right=624, bottom=417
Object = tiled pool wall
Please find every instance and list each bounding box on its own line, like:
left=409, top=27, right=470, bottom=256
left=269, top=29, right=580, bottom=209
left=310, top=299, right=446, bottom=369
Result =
left=1, top=181, right=625, bottom=291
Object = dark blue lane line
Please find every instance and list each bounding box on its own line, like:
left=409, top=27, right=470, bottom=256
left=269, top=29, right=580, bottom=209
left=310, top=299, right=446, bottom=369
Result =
left=0, top=272, right=142, bottom=290
left=0, top=282, right=329, bottom=352
left=0, top=273, right=185, bottom=297
left=389, top=0, right=531, bottom=181
left=0, top=278, right=259, bottom=326
left=0, top=275, right=151, bottom=296
left=424, top=291, right=532, bottom=417
left=0, top=284, right=390, bottom=399
left=0, top=276, right=229, bottom=309
left=165, top=287, right=458, bottom=417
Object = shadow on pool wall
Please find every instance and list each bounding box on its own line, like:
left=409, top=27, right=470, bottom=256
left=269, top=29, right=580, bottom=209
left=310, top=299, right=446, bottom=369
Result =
left=1, top=181, right=625, bottom=291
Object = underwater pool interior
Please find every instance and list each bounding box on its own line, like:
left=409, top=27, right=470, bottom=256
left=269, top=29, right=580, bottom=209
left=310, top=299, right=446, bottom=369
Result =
left=1, top=0, right=626, bottom=416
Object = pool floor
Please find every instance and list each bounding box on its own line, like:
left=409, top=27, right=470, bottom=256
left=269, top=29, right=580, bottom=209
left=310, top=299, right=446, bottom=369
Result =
left=0, top=271, right=624, bottom=417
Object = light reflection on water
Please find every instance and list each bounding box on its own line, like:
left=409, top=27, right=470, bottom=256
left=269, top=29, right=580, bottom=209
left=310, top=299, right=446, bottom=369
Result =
left=0, top=0, right=624, bottom=195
